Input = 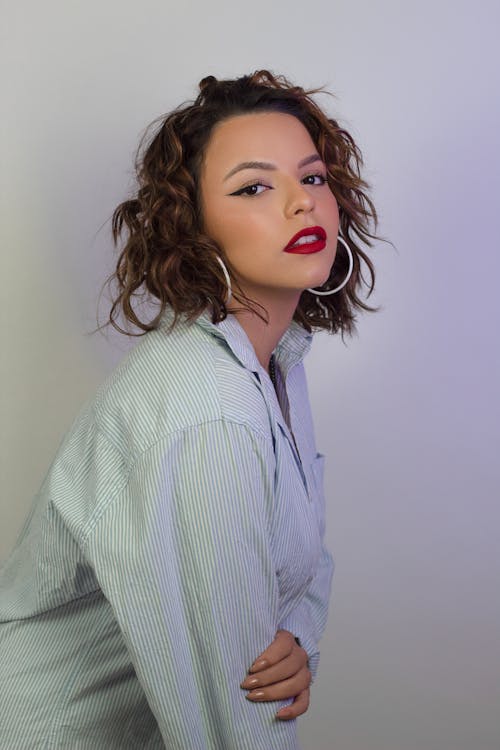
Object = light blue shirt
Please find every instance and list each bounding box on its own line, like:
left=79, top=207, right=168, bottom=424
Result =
left=0, top=307, right=334, bottom=749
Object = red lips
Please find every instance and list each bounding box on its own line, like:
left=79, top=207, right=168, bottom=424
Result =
left=284, top=225, right=327, bottom=251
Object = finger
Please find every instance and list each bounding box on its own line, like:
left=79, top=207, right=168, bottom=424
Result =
left=248, top=629, right=295, bottom=672
left=241, top=650, right=304, bottom=688
left=276, top=688, right=310, bottom=721
left=245, top=666, right=311, bottom=703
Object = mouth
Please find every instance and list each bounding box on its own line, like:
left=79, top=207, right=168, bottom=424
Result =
left=284, top=225, right=327, bottom=254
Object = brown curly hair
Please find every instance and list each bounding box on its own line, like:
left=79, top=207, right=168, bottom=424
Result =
left=97, top=69, right=382, bottom=339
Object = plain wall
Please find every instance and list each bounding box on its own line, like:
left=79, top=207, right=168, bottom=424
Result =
left=2, top=1, right=499, bottom=748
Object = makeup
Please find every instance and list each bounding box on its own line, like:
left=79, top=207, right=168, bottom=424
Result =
left=284, top=225, right=326, bottom=254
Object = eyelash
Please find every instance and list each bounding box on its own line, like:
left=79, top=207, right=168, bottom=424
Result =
left=231, top=172, right=328, bottom=197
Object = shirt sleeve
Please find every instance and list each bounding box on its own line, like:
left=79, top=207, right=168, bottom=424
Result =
left=278, top=544, right=334, bottom=682
left=278, top=452, right=334, bottom=682
left=83, top=419, right=301, bottom=750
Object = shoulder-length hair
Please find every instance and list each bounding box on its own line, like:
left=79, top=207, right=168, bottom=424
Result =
left=99, top=69, right=382, bottom=339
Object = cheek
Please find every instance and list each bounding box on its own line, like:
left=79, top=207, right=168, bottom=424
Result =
left=202, top=194, right=232, bottom=234
left=325, top=191, right=339, bottom=214
left=323, top=198, right=340, bottom=233
left=223, top=210, right=271, bottom=246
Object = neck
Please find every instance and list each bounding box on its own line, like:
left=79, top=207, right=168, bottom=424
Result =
left=228, top=293, right=300, bottom=373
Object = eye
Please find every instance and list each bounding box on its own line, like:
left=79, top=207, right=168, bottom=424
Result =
left=230, top=182, right=270, bottom=197
left=303, top=172, right=328, bottom=185
left=229, top=172, right=328, bottom=198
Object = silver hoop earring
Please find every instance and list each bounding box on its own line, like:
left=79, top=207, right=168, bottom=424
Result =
left=216, top=255, right=232, bottom=304
left=306, top=235, right=354, bottom=296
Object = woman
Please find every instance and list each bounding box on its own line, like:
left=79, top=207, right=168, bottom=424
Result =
left=0, top=70, right=379, bottom=749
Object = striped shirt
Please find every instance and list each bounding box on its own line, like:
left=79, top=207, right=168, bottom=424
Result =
left=0, top=307, right=334, bottom=749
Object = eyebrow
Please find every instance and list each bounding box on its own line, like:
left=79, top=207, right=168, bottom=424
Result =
left=223, top=153, right=324, bottom=182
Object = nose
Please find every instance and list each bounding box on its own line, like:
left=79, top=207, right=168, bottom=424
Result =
left=284, top=179, right=315, bottom=216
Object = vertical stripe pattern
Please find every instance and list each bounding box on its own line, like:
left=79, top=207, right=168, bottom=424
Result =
left=0, top=308, right=334, bottom=749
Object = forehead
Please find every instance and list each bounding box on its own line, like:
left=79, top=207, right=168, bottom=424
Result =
left=201, top=112, right=316, bottom=178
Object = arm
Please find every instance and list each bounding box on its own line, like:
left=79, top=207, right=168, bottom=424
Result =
left=277, top=452, right=334, bottom=682
left=237, top=454, right=333, bottom=718
left=278, top=543, right=334, bottom=681
left=83, top=420, right=301, bottom=750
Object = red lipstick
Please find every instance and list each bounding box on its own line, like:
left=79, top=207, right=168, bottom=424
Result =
left=284, top=225, right=327, bottom=254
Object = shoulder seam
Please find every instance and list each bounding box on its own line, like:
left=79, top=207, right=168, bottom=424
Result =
left=80, top=418, right=273, bottom=548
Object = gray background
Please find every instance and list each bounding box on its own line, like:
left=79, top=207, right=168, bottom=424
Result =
left=2, top=1, right=499, bottom=748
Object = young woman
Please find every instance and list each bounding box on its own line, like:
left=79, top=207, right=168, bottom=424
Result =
left=0, top=70, right=379, bottom=749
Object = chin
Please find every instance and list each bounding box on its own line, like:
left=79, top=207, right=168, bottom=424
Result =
left=307, top=271, right=331, bottom=289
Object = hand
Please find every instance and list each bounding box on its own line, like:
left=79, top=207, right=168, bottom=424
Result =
left=240, top=629, right=311, bottom=721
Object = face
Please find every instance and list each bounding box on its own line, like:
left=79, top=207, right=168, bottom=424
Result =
left=199, top=111, right=339, bottom=310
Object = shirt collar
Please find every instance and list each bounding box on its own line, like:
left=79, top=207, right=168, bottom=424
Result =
left=160, top=307, right=313, bottom=378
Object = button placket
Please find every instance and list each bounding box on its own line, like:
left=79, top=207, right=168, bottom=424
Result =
left=272, top=362, right=312, bottom=499
left=252, top=371, right=311, bottom=498
left=276, top=422, right=310, bottom=497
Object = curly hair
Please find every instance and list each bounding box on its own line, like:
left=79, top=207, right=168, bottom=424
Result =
left=98, top=69, right=382, bottom=339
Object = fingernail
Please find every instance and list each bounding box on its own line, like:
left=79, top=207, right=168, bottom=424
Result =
left=240, top=676, right=259, bottom=688
left=250, top=659, right=268, bottom=672
left=246, top=690, right=265, bottom=701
